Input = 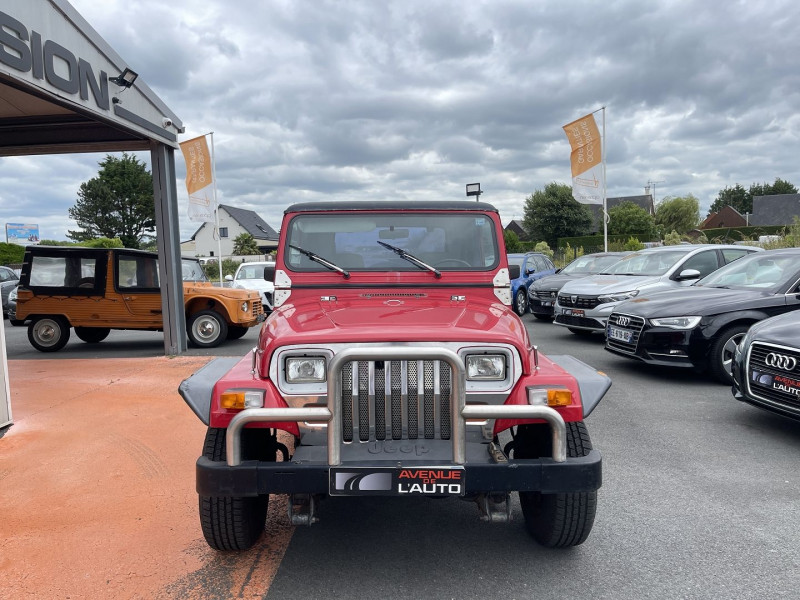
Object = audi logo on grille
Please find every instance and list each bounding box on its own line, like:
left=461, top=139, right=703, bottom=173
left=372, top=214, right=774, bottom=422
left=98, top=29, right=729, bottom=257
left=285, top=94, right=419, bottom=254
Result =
left=617, top=316, right=630, bottom=327
left=765, top=352, right=798, bottom=371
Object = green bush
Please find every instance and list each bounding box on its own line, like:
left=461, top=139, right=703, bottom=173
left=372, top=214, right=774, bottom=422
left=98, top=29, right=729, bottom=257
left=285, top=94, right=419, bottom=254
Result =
left=0, top=243, right=25, bottom=265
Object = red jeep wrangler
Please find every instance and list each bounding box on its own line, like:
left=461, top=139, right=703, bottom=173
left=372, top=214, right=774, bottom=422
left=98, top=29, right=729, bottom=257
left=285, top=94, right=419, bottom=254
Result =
left=180, top=201, right=610, bottom=550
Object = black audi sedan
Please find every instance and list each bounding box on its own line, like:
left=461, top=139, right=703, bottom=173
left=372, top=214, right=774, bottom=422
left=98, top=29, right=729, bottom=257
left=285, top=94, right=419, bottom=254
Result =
left=732, top=310, right=800, bottom=421
left=604, top=248, right=800, bottom=384
left=528, top=252, right=629, bottom=320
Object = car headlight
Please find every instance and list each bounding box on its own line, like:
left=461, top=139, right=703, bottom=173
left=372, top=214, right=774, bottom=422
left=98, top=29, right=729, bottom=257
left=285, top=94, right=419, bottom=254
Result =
left=241, top=301, right=249, bottom=313
left=649, top=316, right=702, bottom=329
left=286, top=356, right=327, bottom=383
left=598, top=290, right=639, bottom=303
left=466, top=354, right=506, bottom=380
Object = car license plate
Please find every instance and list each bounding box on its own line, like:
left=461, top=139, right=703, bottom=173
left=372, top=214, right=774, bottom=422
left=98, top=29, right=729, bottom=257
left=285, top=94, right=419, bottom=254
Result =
left=330, top=466, right=465, bottom=496
left=564, top=308, right=584, bottom=317
left=607, top=325, right=632, bottom=342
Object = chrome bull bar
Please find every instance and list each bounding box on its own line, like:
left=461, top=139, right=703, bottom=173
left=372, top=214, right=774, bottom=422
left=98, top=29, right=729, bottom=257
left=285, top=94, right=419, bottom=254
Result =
left=226, top=346, right=566, bottom=466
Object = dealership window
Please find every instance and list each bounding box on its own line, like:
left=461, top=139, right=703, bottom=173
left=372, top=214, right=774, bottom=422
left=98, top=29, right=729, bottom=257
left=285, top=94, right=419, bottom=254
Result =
left=219, top=227, right=228, bottom=238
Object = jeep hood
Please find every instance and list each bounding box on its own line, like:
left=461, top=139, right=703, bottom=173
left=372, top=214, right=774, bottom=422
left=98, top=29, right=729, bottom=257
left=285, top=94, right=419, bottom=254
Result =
left=260, top=292, right=530, bottom=351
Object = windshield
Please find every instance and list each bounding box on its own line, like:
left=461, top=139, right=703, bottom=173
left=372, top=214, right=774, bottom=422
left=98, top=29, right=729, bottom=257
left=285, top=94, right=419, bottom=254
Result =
left=236, top=263, right=274, bottom=281
left=562, top=254, right=626, bottom=275
left=284, top=212, right=499, bottom=272
left=181, top=259, right=208, bottom=282
left=697, top=253, right=798, bottom=290
left=606, top=249, right=689, bottom=276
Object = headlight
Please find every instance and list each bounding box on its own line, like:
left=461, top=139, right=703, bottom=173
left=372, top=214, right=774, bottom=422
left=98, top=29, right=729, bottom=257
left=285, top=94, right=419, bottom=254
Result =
left=286, top=356, right=327, bottom=383
left=241, top=301, right=249, bottom=313
left=649, top=316, right=701, bottom=329
left=466, top=354, right=506, bottom=380
left=598, top=290, right=639, bottom=303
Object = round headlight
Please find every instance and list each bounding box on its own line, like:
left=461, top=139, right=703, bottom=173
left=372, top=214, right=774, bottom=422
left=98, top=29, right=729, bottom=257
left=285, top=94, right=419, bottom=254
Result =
left=241, top=301, right=249, bottom=312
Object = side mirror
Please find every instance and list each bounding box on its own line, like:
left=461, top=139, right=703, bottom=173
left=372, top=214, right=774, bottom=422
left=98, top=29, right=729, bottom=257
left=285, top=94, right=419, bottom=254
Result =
left=676, top=268, right=701, bottom=280
left=264, top=266, right=275, bottom=281
left=508, top=264, right=521, bottom=279
left=224, top=274, right=233, bottom=281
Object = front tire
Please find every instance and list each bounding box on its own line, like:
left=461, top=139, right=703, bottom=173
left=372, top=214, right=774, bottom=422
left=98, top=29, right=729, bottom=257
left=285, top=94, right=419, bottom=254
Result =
left=226, top=325, right=249, bottom=340
left=514, top=421, right=597, bottom=547
left=199, top=428, right=272, bottom=551
left=709, top=324, right=750, bottom=384
left=188, top=310, right=228, bottom=348
left=74, top=327, right=111, bottom=343
left=514, top=289, right=528, bottom=316
left=28, top=316, right=70, bottom=352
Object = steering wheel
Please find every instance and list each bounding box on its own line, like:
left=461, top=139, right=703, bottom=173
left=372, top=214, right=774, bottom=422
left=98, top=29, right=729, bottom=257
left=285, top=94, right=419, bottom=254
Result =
left=434, top=259, right=471, bottom=267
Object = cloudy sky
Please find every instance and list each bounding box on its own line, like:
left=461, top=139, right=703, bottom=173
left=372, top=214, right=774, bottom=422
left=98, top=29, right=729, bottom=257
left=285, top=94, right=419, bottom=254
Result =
left=4, top=0, right=800, bottom=242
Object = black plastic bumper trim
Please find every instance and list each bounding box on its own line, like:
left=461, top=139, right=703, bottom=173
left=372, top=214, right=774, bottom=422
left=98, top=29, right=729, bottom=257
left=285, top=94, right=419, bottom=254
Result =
left=196, top=449, right=602, bottom=497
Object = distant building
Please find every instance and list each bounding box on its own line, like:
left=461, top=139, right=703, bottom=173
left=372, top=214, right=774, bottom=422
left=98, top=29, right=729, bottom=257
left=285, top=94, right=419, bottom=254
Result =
left=750, top=194, right=800, bottom=226
left=699, top=205, right=747, bottom=229
left=587, top=194, right=654, bottom=233
left=504, top=219, right=528, bottom=240
left=187, top=205, right=280, bottom=258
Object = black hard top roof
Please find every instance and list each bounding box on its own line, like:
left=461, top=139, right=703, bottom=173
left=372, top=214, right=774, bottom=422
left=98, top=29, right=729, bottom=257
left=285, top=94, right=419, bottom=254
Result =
left=23, top=245, right=165, bottom=258
left=284, top=201, right=499, bottom=214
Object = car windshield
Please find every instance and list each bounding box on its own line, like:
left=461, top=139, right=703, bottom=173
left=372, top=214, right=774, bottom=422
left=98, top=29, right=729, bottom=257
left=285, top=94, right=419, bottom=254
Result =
left=605, top=249, right=689, bottom=276
left=696, top=253, right=798, bottom=290
left=284, top=212, right=499, bottom=272
left=181, top=259, right=208, bottom=282
left=562, top=254, right=625, bottom=275
left=236, top=264, right=273, bottom=281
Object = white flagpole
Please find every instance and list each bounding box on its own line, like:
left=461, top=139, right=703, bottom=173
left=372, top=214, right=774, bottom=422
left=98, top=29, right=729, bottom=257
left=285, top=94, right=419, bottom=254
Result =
left=209, top=132, right=223, bottom=284
left=602, top=106, right=608, bottom=252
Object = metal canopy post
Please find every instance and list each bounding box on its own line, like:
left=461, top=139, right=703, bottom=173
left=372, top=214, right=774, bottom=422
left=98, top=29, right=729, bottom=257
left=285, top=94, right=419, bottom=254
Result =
left=151, top=141, right=187, bottom=354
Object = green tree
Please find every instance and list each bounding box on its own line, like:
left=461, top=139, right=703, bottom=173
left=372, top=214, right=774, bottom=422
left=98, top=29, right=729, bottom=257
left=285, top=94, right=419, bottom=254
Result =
left=522, top=182, right=593, bottom=247
left=67, top=153, right=155, bottom=248
left=655, top=195, right=700, bottom=235
left=607, top=201, right=656, bottom=239
left=233, top=233, right=260, bottom=255
left=708, top=178, right=797, bottom=216
left=503, top=230, right=522, bottom=253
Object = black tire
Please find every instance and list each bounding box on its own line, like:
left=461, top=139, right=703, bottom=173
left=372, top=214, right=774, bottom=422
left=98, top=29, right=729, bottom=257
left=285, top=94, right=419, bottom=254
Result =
left=28, top=316, right=70, bottom=352
left=514, top=289, right=528, bottom=316
left=226, top=325, right=249, bottom=340
left=9, top=319, right=25, bottom=327
left=708, top=324, right=751, bottom=384
left=533, top=313, right=551, bottom=321
left=568, top=327, right=594, bottom=336
left=188, top=310, right=228, bottom=348
left=199, top=427, right=272, bottom=551
left=74, top=327, right=111, bottom=344
left=515, top=421, right=597, bottom=547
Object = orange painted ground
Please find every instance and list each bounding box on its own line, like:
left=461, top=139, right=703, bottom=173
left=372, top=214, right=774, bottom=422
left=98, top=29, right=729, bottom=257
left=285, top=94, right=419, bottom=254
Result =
left=0, top=357, right=294, bottom=600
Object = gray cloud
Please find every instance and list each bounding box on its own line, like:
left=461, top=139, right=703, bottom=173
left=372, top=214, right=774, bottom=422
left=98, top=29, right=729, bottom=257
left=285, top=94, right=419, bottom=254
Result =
left=4, top=0, right=800, bottom=243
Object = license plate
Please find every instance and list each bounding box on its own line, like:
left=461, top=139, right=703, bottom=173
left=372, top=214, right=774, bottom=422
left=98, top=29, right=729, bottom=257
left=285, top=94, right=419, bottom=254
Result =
left=607, top=325, right=632, bottom=342
left=564, top=308, right=584, bottom=317
left=330, top=466, right=465, bottom=496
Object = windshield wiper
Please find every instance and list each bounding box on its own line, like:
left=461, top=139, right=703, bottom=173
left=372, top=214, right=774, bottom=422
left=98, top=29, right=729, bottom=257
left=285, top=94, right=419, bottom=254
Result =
left=377, top=241, right=441, bottom=278
left=289, top=244, right=350, bottom=279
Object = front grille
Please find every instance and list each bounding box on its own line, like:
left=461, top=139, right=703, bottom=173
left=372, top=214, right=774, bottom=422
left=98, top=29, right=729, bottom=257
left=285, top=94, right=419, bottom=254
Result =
left=253, top=300, right=263, bottom=314
left=606, top=313, right=646, bottom=354
left=746, top=342, right=800, bottom=410
left=340, top=360, right=452, bottom=442
left=555, top=314, right=601, bottom=329
left=558, top=294, right=600, bottom=309
left=533, top=290, right=557, bottom=300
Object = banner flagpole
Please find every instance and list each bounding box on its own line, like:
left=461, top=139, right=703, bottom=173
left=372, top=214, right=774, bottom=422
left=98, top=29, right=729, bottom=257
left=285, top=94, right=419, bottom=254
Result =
left=209, top=132, right=223, bottom=284
left=602, top=106, right=607, bottom=252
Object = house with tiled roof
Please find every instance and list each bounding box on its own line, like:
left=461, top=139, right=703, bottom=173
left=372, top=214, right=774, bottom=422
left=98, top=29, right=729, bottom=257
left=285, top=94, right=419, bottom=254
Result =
left=186, top=204, right=280, bottom=258
left=504, top=219, right=529, bottom=240
left=699, top=205, right=747, bottom=229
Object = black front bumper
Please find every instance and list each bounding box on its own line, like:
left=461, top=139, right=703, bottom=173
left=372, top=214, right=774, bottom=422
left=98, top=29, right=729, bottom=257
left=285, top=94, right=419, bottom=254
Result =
left=196, top=449, right=602, bottom=497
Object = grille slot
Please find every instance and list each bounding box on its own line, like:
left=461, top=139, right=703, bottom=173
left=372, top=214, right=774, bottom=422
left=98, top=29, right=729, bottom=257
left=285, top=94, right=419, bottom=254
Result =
left=746, top=342, right=800, bottom=410
left=558, top=294, right=600, bottom=309
left=606, top=313, right=646, bottom=354
left=341, top=360, right=453, bottom=443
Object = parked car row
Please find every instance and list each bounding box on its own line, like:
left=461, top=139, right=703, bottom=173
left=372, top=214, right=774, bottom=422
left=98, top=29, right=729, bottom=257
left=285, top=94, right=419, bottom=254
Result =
left=522, top=246, right=800, bottom=421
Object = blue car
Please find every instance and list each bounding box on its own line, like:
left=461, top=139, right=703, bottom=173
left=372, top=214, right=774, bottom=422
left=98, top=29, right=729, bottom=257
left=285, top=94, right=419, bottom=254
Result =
left=507, top=252, right=557, bottom=315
